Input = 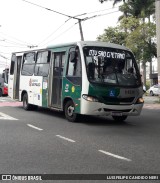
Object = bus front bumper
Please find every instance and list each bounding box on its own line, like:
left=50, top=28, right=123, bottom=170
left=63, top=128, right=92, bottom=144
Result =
left=81, top=100, right=143, bottom=117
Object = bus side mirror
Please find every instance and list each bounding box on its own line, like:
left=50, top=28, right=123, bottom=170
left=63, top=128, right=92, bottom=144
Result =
left=69, top=51, right=77, bottom=63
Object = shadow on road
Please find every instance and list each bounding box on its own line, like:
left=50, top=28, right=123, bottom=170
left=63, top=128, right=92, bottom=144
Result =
left=79, top=115, right=134, bottom=127
left=17, top=106, right=137, bottom=127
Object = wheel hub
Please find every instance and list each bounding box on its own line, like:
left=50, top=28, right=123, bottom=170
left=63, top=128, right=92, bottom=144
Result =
left=67, top=106, right=74, bottom=117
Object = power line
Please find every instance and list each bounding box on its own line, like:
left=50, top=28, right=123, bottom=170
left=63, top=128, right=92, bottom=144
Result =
left=22, top=0, right=86, bottom=40
left=38, top=21, right=69, bottom=46
left=83, top=10, right=120, bottom=21
left=0, top=51, right=11, bottom=55
left=22, top=0, right=80, bottom=20
left=22, top=0, right=119, bottom=18
left=22, top=0, right=120, bottom=42
left=0, top=38, right=31, bottom=47
left=0, top=35, right=37, bottom=50
left=0, top=32, right=33, bottom=45
left=0, top=44, right=27, bottom=48
left=39, top=10, right=120, bottom=46
left=86, top=6, right=119, bottom=15
left=41, top=23, right=77, bottom=47
left=0, top=54, right=10, bottom=60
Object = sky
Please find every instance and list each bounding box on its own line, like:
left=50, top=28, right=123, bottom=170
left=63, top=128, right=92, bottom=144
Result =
left=0, top=0, right=122, bottom=72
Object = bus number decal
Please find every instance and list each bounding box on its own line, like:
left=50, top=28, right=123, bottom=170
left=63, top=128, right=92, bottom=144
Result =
left=65, top=84, right=69, bottom=92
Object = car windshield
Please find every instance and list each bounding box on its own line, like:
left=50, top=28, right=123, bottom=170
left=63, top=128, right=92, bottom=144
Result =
left=83, top=46, right=141, bottom=87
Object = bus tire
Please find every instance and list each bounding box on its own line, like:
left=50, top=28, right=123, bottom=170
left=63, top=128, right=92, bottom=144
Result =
left=31, top=105, right=38, bottom=110
left=64, top=100, right=79, bottom=122
left=112, top=115, right=127, bottom=122
left=23, top=93, right=32, bottom=110
left=0, top=89, right=2, bottom=97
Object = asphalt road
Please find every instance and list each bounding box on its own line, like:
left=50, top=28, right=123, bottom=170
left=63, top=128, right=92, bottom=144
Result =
left=0, top=96, right=160, bottom=183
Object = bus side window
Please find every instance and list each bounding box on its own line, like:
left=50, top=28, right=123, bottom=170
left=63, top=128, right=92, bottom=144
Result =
left=22, top=52, right=35, bottom=76
left=67, top=47, right=81, bottom=77
left=61, top=54, right=65, bottom=75
left=34, top=51, right=50, bottom=76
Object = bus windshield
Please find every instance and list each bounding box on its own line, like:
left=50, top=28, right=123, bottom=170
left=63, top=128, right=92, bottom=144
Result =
left=83, top=46, right=141, bottom=87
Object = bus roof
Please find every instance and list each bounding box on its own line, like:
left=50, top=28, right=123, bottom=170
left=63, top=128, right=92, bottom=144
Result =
left=12, top=41, right=131, bottom=55
left=47, top=41, right=130, bottom=51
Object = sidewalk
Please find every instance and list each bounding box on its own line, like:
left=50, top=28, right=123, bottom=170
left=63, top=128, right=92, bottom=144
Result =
left=143, top=96, right=160, bottom=104
left=143, top=96, right=160, bottom=109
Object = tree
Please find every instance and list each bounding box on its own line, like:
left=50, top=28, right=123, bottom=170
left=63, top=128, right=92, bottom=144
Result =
left=97, top=17, right=156, bottom=85
left=98, top=0, right=156, bottom=86
left=97, top=26, right=126, bottom=45
left=99, top=0, right=126, bottom=5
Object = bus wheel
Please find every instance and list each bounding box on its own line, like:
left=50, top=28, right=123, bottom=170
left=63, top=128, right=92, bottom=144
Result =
left=23, top=93, right=32, bottom=110
left=64, top=100, right=78, bottom=122
left=112, top=115, right=127, bottom=122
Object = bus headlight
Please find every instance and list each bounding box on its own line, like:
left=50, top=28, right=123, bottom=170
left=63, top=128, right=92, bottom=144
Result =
left=136, top=97, right=144, bottom=104
left=82, top=94, right=99, bottom=102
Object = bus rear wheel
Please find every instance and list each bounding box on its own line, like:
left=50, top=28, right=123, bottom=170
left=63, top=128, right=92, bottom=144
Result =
left=64, top=100, right=79, bottom=122
left=112, top=115, right=127, bottom=122
left=23, top=93, right=32, bottom=110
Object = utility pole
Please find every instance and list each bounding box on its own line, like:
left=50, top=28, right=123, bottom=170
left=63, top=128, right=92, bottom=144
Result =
left=156, top=0, right=160, bottom=84
left=78, top=19, right=84, bottom=41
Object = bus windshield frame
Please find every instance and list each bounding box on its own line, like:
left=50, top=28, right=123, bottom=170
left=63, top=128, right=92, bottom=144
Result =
left=83, top=46, right=141, bottom=87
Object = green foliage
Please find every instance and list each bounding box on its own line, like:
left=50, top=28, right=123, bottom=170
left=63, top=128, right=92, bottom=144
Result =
left=125, top=20, right=156, bottom=62
left=97, top=17, right=156, bottom=64
left=119, top=16, right=139, bottom=31
left=97, top=26, right=126, bottom=45
left=97, top=0, right=156, bottom=64
left=98, top=0, right=156, bottom=86
left=99, top=0, right=126, bottom=5
left=146, top=79, right=151, bottom=90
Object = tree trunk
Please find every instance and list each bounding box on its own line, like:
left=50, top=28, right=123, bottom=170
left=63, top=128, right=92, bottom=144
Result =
left=142, top=61, right=146, bottom=86
left=149, top=15, right=152, bottom=86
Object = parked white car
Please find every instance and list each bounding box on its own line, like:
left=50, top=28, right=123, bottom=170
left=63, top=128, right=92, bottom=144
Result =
left=148, top=84, right=160, bottom=96
left=143, top=85, right=146, bottom=93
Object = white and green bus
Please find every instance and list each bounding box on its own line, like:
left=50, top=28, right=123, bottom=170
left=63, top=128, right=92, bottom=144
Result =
left=9, top=41, right=144, bottom=122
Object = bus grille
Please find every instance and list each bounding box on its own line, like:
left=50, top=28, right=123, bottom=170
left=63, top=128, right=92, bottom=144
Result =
left=101, top=96, right=135, bottom=104
left=103, top=108, right=131, bottom=112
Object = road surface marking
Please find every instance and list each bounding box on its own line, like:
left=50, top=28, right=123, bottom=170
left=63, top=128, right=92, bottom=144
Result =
left=56, top=135, right=75, bottom=143
left=0, top=112, right=18, bottom=120
left=99, top=150, right=131, bottom=162
left=27, top=124, right=43, bottom=131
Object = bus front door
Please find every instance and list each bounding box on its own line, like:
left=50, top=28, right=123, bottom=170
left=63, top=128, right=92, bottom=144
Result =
left=14, top=56, right=21, bottom=99
left=9, top=55, right=22, bottom=99
left=51, top=52, right=65, bottom=108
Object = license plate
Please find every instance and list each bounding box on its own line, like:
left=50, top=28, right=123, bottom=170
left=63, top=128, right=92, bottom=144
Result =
left=111, top=112, right=123, bottom=116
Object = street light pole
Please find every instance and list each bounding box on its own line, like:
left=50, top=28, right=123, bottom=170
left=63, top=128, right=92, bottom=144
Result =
left=156, top=0, right=160, bottom=84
